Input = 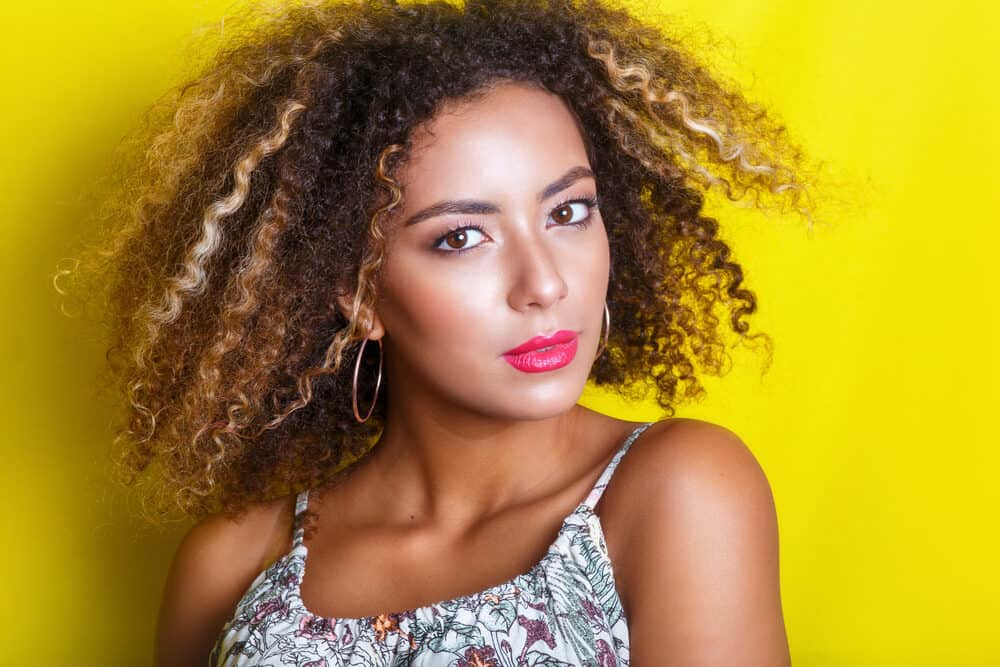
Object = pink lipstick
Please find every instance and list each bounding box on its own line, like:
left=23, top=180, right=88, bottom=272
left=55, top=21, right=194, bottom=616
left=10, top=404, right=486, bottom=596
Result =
left=502, top=329, right=579, bottom=373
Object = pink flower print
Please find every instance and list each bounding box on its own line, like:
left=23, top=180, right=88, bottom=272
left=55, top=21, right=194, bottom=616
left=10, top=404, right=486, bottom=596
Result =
left=341, top=624, right=354, bottom=646
left=296, top=614, right=338, bottom=641
left=250, top=597, right=289, bottom=625
left=500, top=639, right=514, bottom=661
left=580, top=596, right=603, bottom=622
left=525, top=599, right=547, bottom=613
left=517, top=615, right=555, bottom=649
left=595, top=638, right=617, bottom=667
left=457, top=646, right=499, bottom=667
left=517, top=614, right=556, bottom=663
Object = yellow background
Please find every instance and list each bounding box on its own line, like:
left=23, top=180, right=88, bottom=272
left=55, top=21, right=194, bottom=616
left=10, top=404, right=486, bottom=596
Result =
left=2, top=0, right=996, bottom=665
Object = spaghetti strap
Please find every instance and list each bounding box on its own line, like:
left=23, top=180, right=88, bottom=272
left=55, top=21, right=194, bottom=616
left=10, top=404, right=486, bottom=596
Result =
left=213, top=426, right=651, bottom=664
left=579, top=421, right=653, bottom=512
left=291, top=488, right=310, bottom=549
left=288, top=424, right=652, bottom=547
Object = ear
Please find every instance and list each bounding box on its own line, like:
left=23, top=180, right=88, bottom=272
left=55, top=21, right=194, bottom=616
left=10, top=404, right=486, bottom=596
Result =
left=334, top=289, right=386, bottom=340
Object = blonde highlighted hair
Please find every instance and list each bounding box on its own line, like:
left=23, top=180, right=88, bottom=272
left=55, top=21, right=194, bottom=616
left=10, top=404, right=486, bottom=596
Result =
left=56, top=0, right=817, bottom=523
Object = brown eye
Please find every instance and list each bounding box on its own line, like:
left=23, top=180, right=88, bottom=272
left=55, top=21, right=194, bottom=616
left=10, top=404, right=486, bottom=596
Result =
left=445, top=230, right=468, bottom=249
left=433, top=226, right=486, bottom=253
left=552, top=205, right=574, bottom=224
left=549, top=200, right=593, bottom=226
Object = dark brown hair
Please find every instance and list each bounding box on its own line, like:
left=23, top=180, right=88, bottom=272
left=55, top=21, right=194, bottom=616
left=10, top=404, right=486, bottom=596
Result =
left=56, top=0, right=816, bottom=523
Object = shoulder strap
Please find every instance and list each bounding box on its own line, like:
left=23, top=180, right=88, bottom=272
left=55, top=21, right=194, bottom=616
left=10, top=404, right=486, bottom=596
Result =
left=291, top=488, right=310, bottom=549
left=580, top=421, right=653, bottom=512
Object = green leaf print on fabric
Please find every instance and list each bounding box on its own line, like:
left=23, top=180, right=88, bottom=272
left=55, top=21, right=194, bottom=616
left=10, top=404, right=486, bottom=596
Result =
left=482, top=597, right=519, bottom=632
left=422, top=617, right=484, bottom=653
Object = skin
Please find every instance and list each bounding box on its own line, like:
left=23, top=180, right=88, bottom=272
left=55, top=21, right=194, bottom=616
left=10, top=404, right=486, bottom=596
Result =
left=155, top=80, right=791, bottom=666
left=337, top=79, right=613, bottom=529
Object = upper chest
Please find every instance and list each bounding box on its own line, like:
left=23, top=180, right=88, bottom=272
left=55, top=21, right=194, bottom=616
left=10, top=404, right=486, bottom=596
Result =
left=294, top=482, right=591, bottom=618
left=267, top=420, right=650, bottom=621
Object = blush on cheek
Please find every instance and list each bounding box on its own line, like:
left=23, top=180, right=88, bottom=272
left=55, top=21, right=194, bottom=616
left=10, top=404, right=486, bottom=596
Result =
left=384, top=278, right=497, bottom=351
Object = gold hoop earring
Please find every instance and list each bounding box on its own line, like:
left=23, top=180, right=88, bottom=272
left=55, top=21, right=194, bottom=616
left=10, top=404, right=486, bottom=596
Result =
left=595, top=302, right=610, bottom=359
left=351, top=337, right=383, bottom=423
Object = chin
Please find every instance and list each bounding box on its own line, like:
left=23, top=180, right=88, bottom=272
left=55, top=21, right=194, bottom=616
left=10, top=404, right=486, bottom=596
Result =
left=501, top=383, right=587, bottom=421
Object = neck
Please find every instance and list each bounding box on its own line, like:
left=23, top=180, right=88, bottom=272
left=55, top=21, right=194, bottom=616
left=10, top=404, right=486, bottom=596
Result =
left=356, top=397, right=592, bottom=533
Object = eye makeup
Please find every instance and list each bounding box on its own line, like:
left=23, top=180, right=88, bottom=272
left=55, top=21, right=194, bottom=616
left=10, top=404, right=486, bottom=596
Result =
left=430, top=194, right=600, bottom=255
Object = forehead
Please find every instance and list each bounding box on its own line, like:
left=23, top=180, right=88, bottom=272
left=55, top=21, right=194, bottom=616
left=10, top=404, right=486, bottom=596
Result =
left=397, top=82, right=592, bottom=198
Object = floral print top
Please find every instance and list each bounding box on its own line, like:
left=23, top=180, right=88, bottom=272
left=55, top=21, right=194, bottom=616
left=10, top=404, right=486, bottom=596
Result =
left=210, top=421, right=653, bottom=666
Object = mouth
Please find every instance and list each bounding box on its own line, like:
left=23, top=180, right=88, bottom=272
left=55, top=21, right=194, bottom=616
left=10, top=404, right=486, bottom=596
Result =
left=502, top=330, right=579, bottom=373
left=503, top=329, right=579, bottom=355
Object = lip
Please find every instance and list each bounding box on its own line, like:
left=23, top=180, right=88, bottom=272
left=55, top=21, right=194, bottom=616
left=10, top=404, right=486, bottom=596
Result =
left=502, top=330, right=579, bottom=374
left=503, top=329, right=579, bottom=355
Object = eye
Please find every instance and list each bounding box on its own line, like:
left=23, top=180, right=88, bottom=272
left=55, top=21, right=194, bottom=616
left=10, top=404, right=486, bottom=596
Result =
left=549, top=196, right=599, bottom=227
left=432, top=224, right=488, bottom=253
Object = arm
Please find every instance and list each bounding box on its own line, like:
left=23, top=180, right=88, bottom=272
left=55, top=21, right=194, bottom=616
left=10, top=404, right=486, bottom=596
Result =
left=618, top=419, right=791, bottom=666
left=153, top=498, right=293, bottom=666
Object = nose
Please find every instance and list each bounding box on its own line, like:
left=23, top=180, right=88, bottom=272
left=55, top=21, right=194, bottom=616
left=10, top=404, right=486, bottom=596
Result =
left=505, top=232, right=568, bottom=312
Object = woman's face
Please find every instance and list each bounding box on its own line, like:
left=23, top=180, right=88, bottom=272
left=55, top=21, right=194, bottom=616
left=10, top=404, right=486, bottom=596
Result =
left=363, top=80, right=610, bottom=421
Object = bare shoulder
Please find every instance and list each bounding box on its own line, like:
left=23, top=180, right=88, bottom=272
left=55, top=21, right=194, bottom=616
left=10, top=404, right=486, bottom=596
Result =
left=603, top=418, right=773, bottom=525
left=153, top=493, right=296, bottom=667
left=604, top=417, right=775, bottom=529
left=630, top=416, right=763, bottom=469
left=602, top=417, right=791, bottom=666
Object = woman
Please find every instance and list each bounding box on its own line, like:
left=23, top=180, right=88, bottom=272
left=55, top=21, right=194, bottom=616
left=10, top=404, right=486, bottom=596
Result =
left=60, top=0, right=812, bottom=663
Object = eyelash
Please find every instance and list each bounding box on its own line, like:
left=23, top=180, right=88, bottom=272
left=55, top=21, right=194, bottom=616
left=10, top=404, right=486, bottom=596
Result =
left=432, top=195, right=601, bottom=255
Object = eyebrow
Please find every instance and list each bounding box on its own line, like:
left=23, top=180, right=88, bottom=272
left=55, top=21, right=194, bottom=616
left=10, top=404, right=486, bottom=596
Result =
left=401, top=166, right=596, bottom=227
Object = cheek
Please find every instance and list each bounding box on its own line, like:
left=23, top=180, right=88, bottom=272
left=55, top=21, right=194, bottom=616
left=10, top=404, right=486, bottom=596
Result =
left=572, top=219, right=611, bottom=295
left=594, top=226, right=611, bottom=278
left=378, top=254, right=505, bottom=349
left=377, top=221, right=610, bottom=353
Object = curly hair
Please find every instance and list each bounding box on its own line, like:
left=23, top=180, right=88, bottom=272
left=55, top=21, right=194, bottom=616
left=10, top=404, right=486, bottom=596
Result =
left=55, top=0, right=816, bottom=524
